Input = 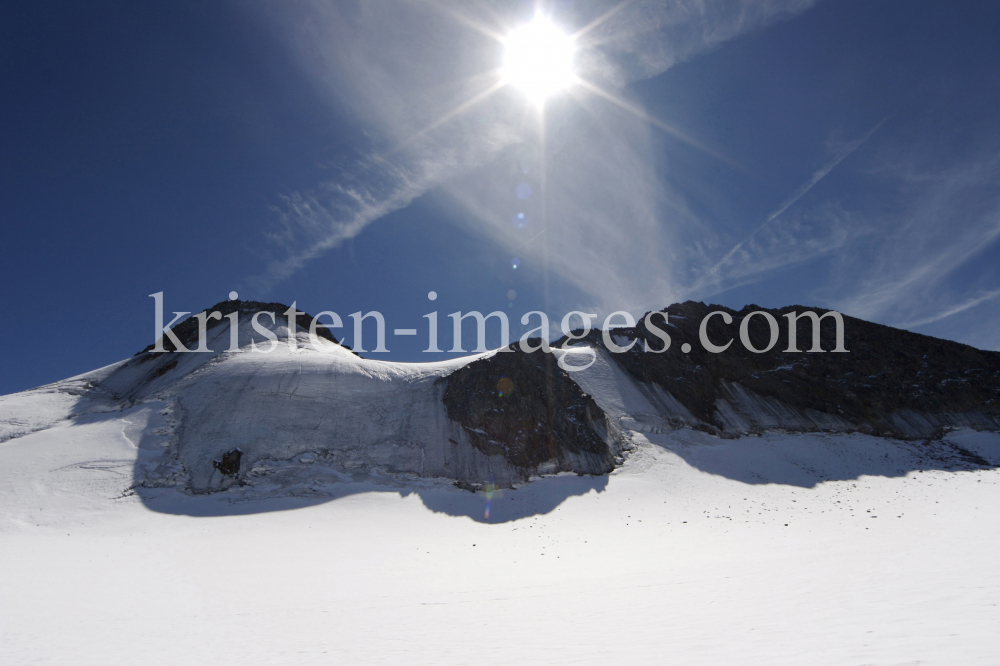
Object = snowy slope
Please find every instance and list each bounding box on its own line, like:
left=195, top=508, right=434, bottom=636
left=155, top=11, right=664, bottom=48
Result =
left=3, top=305, right=1000, bottom=664
left=2, top=411, right=1000, bottom=665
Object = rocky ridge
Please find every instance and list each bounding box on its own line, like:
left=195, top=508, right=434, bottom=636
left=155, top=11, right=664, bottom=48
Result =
left=554, top=301, right=1000, bottom=440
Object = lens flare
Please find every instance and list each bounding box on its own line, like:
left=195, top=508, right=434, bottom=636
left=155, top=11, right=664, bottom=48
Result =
left=481, top=478, right=500, bottom=521
left=497, top=376, right=514, bottom=397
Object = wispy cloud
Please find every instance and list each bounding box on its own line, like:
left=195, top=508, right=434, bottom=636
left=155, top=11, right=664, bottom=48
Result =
left=251, top=159, right=440, bottom=289
left=898, top=288, right=1000, bottom=328
left=688, top=120, right=885, bottom=297
left=831, top=154, right=1000, bottom=327
left=578, top=0, right=818, bottom=84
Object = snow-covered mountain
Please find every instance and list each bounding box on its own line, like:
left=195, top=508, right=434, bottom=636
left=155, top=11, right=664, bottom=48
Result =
left=2, top=299, right=998, bottom=499
left=4, top=300, right=1000, bottom=664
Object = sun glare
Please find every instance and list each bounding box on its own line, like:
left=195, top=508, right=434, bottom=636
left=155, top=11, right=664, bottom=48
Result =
left=501, top=18, right=576, bottom=106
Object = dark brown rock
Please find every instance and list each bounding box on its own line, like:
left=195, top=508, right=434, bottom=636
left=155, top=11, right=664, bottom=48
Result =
left=212, top=448, right=242, bottom=476
left=440, top=345, right=618, bottom=477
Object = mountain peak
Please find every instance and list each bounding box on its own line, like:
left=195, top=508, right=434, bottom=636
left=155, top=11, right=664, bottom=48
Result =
left=136, top=299, right=346, bottom=355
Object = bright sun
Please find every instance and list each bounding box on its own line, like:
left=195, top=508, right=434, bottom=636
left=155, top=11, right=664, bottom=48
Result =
left=501, top=18, right=576, bottom=106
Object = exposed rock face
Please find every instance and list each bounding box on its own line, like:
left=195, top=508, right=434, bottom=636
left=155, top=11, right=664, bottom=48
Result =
left=440, top=346, right=625, bottom=479
left=561, top=301, right=1000, bottom=439
left=213, top=448, right=242, bottom=476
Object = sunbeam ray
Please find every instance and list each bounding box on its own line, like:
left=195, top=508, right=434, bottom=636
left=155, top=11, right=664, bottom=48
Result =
left=422, top=0, right=507, bottom=42
left=575, top=78, right=745, bottom=171
left=572, top=0, right=636, bottom=43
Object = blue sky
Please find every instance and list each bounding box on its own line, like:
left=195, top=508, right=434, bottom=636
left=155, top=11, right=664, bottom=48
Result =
left=2, top=0, right=999, bottom=394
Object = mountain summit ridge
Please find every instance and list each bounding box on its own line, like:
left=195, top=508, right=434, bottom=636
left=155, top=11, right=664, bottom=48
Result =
left=1, top=300, right=998, bottom=494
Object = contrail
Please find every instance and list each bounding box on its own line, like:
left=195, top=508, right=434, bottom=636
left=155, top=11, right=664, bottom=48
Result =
left=765, top=118, right=886, bottom=226
left=899, top=289, right=1000, bottom=329
left=692, top=118, right=887, bottom=294
left=576, top=78, right=746, bottom=172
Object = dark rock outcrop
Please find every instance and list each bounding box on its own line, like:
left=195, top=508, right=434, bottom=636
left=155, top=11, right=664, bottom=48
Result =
left=440, top=345, right=623, bottom=478
left=213, top=448, right=242, bottom=476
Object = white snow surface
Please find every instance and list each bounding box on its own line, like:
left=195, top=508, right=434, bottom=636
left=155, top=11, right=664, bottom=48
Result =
left=3, top=330, right=1000, bottom=664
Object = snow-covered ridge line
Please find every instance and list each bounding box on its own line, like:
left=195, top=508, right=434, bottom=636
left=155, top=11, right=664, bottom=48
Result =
left=2, top=300, right=998, bottom=496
